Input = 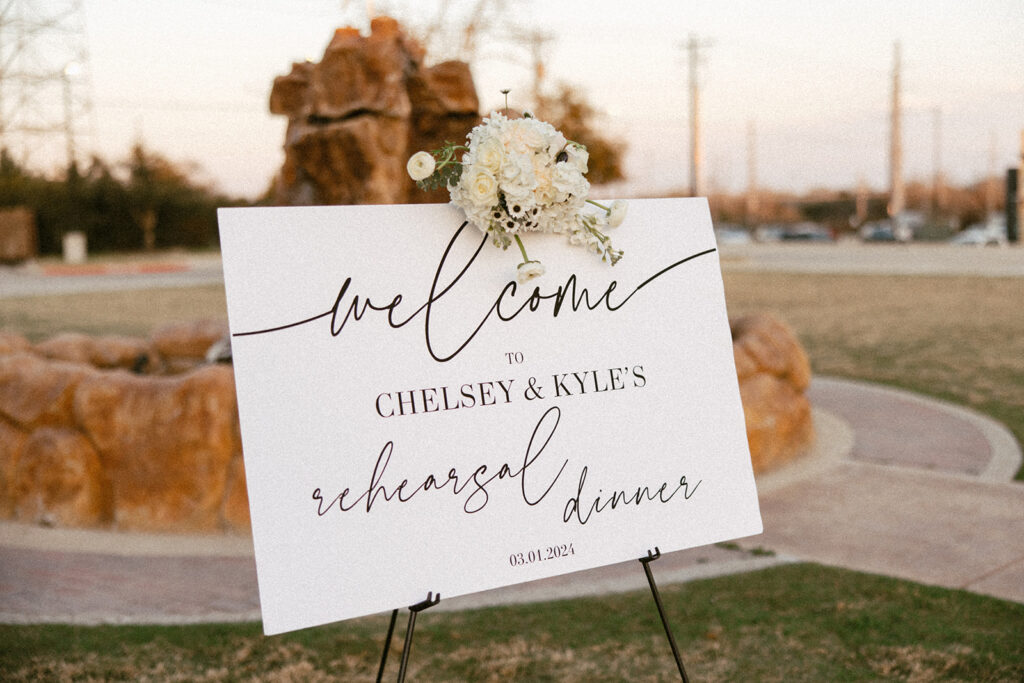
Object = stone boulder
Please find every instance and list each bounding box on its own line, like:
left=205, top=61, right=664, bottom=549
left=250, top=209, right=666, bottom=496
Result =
left=34, top=332, right=151, bottom=371
left=12, top=428, right=110, bottom=527
left=0, top=352, right=97, bottom=430
left=150, top=319, right=230, bottom=373
left=0, top=331, right=31, bottom=356
left=73, top=365, right=241, bottom=532
left=270, top=16, right=480, bottom=206
left=0, top=418, right=27, bottom=518
left=731, top=314, right=815, bottom=473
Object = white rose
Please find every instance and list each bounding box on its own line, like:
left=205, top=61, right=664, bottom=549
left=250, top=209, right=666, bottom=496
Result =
left=516, top=260, right=545, bottom=284
left=474, top=136, right=504, bottom=174
left=608, top=200, right=627, bottom=228
left=406, top=151, right=435, bottom=181
left=462, top=166, right=499, bottom=209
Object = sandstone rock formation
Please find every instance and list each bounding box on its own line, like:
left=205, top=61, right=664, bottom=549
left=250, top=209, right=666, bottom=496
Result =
left=270, top=16, right=480, bottom=206
left=1, top=313, right=813, bottom=532
left=0, top=325, right=246, bottom=533
left=732, top=313, right=815, bottom=473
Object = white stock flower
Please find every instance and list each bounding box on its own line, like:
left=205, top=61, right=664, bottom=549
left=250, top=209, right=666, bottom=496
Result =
left=607, top=200, right=628, bottom=228
left=406, top=151, right=435, bottom=181
left=516, top=260, right=545, bottom=284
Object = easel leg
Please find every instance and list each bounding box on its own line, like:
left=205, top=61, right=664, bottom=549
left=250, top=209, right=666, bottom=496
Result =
left=640, top=548, right=690, bottom=682
left=375, top=608, right=399, bottom=683
left=395, top=592, right=441, bottom=683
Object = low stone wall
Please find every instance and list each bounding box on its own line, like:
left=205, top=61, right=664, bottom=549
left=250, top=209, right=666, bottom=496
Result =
left=732, top=313, right=816, bottom=473
left=0, top=314, right=813, bottom=533
left=0, top=322, right=248, bottom=533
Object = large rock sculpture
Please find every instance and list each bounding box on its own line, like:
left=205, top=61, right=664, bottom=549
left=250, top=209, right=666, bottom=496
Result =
left=270, top=16, right=481, bottom=206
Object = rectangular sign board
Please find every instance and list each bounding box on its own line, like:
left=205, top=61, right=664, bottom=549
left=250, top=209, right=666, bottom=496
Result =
left=218, top=198, right=762, bottom=635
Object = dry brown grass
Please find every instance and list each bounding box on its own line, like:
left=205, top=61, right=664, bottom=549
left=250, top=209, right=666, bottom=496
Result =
left=0, top=285, right=228, bottom=341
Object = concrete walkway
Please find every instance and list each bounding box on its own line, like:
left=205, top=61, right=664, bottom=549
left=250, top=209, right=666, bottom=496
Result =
left=0, top=376, right=1021, bottom=625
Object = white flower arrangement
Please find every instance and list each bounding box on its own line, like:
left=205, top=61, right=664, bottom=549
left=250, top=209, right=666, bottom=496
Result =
left=407, top=109, right=626, bottom=280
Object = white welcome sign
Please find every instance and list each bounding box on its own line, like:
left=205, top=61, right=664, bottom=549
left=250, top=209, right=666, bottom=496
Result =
left=218, top=198, right=762, bottom=636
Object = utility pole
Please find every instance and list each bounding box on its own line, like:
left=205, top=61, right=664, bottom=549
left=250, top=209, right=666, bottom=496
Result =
left=932, top=107, right=944, bottom=217
left=683, top=34, right=712, bottom=197
left=745, top=119, right=758, bottom=226
left=0, top=0, right=93, bottom=172
left=888, top=41, right=905, bottom=219
left=986, top=130, right=998, bottom=218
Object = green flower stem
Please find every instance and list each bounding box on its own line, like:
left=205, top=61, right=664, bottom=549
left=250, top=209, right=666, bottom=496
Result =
left=583, top=216, right=609, bottom=243
left=436, top=145, right=469, bottom=169
left=513, top=234, right=531, bottom=264
left=586, top=199, right=611, bottom=213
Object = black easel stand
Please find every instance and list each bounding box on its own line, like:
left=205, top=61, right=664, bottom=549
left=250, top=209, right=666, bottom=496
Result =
left=376, top=552, right=688, bottom=682
left=640, top=547, right=690, bottom=682
left=376, top=591, right=441, bottom=683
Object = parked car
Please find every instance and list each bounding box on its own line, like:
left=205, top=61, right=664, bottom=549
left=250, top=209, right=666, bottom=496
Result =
left=949, top=227, right=1007, bottom=246
left=860, top=221, right=896, bottom=242
left=714, top=225, right=752, bottom=245
left=781, top=222, right=832, bottom=242
left=949, top=216, right=1007, bottom=246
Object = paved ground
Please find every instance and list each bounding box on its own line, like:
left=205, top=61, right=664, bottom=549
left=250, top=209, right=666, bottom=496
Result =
left=1, top=376, right=1021, bottom=626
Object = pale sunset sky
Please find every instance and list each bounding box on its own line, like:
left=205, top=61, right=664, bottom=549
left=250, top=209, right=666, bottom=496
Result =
left=22, top=0, right=1024, bottom=199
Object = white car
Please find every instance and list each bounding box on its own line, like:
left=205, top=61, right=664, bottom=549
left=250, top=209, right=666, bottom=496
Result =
left=949, top=218, right=1007, bottom=246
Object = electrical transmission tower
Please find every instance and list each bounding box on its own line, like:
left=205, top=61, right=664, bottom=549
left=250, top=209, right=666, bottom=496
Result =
left=0, top=0, right=93, bottom=171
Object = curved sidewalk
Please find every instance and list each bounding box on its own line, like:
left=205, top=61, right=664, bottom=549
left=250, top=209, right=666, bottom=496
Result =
left=1, top=377, right=1021, bottom=625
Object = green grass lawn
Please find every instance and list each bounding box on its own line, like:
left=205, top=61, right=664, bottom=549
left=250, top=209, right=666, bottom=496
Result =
left=2, top=564, right=1022, bottom=681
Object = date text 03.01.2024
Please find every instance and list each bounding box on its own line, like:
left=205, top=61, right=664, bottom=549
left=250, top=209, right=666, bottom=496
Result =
left=509, top=543, right=575, bottom=567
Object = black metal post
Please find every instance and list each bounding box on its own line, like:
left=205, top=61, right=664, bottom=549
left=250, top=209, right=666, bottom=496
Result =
left=640, top=548, right=690, bottom=682
left=375, top=608, right=400, bottom=683
left=396, top=592, right=441, bottom=683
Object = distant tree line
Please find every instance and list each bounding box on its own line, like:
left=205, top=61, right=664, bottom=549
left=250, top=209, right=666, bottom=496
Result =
left=0, top=144, right=243, bottom=255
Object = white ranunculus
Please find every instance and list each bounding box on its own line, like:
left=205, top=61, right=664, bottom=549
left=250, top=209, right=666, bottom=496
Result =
left=406, top=151, right=435, bottom=181
left=462, top=166, right=499, bottom=209
left=607, top=200, right=628, bottom=228
left=516, top=260, right=545, bottom=284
